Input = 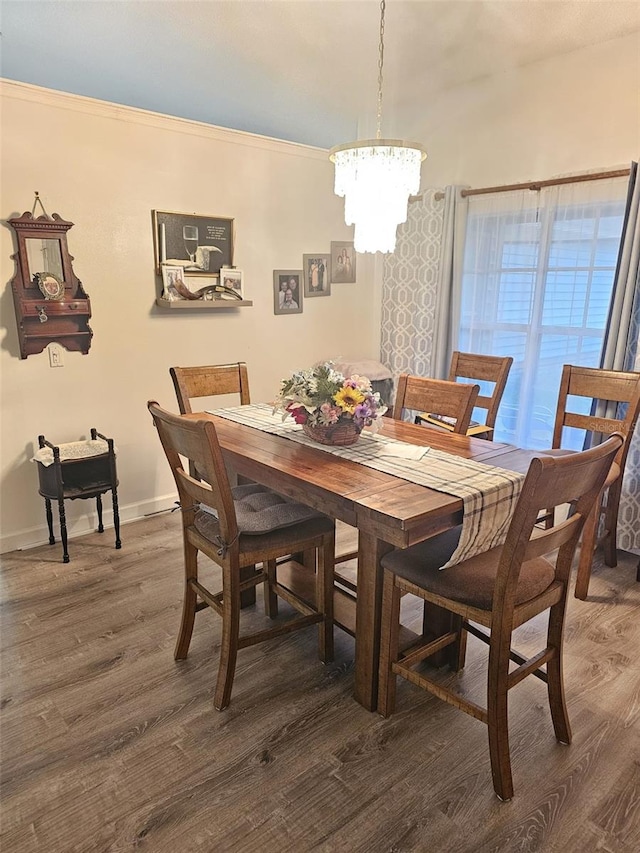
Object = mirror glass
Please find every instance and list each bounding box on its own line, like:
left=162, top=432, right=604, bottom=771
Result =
left=25, top=238, right=64, bottom=281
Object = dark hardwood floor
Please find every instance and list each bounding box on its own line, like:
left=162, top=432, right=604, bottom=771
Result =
left=2, top=514, right=639, bottom=852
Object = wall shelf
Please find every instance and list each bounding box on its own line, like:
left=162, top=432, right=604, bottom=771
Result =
left=154, top=297, right=252, bottom=310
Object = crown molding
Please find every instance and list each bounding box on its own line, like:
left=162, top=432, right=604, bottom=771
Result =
left=0, top=79, right=330, bottom=161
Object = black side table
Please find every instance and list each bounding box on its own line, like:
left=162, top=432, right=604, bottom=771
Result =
left=35, top=429, right=121, bottom=563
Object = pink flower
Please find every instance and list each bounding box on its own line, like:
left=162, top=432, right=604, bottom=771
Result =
left=320, top=403, right=340, bottom=424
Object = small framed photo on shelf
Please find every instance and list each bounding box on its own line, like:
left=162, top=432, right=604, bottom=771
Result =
left=273, top=270, right=303, bottom=315
left=153, top=210, right=234, bottom=275
left=161, top=265, right=186, bottom=301
left=330, top=241, right=356, bottom=283
left=220, top=269, right=244, bottom=299
left=303, top=254, right=331, bottom=297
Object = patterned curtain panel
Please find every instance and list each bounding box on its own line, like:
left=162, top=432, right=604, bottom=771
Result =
left=619, top=280, right=640, bottom=553
left=601, top=163, right=640, bottom=554
left=380, top=190, right=445, bottom=386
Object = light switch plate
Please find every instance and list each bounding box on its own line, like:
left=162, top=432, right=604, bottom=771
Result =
left=48, top=343, right=65, bottom=368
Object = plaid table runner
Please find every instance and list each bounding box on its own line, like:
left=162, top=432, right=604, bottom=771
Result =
left=208, top=404, right=525, bottom=568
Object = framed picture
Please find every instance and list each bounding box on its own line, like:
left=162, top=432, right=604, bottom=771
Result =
left=330, top=241, right=356, bottom=283
left=161, top=265, right=187, bottom=301
left=220, top=268, right=244, bottom=299
left=273, top=270, right=303, bottom=315
left=303, top=254, right=331, bottom=297
left=153, top=210, right=234, bottom=275
left=34, top=272, right=65, bottom=301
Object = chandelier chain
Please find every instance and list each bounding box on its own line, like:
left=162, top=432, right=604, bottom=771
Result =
left=376, top=0, right=386, bottom=140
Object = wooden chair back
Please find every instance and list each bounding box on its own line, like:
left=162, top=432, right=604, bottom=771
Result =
left=497, top=434, right=624, bottom=606
left=552, top=364, right=640, bottom=470
left=148, top=401, right=238, bottom=547
left=448, top=352, right=513, bottom=430
left=548, top=365, right=640, bottom=599
left=394, top=375, right=480, bottom=434
left=170, top=362, right=250, bottom=414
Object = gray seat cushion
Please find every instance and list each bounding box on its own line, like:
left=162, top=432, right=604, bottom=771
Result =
left=197, top=484, right=326, bottom=536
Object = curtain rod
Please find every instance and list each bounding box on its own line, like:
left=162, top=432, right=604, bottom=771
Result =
left=460, top=167, right=630, bottom=198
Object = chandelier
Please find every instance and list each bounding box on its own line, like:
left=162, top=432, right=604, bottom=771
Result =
left=329, top=0, right=426, bottom=254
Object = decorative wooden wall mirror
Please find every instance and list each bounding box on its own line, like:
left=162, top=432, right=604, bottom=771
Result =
left=8, top=194, right=92, bottom=359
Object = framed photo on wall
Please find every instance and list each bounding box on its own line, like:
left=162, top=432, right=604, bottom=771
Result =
left=220, top=268, right=244, bottom=299
left=161, top=265, right=186, bottom=301
left=153, top=210, right=234, bottom=275
left=303, top=254, right=331, bottom=297
left=273, top=270, right=303, bottom=314
left=330, top=241, right=356, bottom=283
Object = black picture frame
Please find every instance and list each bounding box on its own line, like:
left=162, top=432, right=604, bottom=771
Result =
left=153, top=210, right=234, bottom=275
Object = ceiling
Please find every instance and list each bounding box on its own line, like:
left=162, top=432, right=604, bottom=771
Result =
left=2, top=0, right=639, bottom=149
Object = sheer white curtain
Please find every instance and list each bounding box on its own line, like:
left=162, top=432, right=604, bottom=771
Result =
left=456, top=176, right=629, bottom=449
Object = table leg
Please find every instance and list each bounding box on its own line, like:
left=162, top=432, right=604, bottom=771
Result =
left=423, top=603, right=467, bottom=669
left=354, top=532, right=393, bottom=711
left=240, top=567, right=257, bottom=607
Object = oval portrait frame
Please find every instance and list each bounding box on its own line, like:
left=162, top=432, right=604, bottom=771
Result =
left=34, top=272, right=65, bottom=301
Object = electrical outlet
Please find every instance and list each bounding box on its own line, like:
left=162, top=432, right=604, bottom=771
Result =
left=48, top=343, right=65, bottom=368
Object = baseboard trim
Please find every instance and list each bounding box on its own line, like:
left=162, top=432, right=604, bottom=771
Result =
left=0, top=492, right=178, bottom=555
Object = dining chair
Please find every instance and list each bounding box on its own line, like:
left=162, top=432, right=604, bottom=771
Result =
left=334, top=374, right=479, bottom=589
left=378, top=433, right=623, bottom=801
left=170, top=362, right=251, bottom=414
left=148, top=401, right=335, bottom=711
left=543, top=364, right=640, bottom=600
left=171, top=362, right=251, bottom=483
left=394, top=374, right=480, bottom=434
left=415, top=352, right=513, bottom=439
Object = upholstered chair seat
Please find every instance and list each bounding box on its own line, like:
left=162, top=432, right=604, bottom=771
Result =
left=381, top=526, right=556, bottom=610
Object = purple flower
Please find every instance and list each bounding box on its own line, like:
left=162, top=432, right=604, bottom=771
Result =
left=354, top=402, right=375, bottom=426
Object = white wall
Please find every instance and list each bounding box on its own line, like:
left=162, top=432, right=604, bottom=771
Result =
left=411, top=33, right=640, bottom=187
left=0, top=82, right=380, bottom=553
left=3, top=32, right=637, bottom=554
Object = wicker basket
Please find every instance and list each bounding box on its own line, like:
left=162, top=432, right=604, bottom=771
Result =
left=302, top=420, right=361, bottom=446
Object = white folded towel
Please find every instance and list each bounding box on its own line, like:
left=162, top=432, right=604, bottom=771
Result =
left=363, top=433, right=430, bottom=460
left=377, top=443, right=430, bottom=461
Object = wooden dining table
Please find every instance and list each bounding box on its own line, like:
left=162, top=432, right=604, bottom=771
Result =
left=189, top=412, right=538, bottom=711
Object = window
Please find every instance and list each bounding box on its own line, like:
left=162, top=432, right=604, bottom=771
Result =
left=458, top=178, right=628, bottom=449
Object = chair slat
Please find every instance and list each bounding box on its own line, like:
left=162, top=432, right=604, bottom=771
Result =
left=448, top=352, right=513, bottom=432
left=170, top=363, right=251, bottom=414
left=395, top=374, right=479, bottom=434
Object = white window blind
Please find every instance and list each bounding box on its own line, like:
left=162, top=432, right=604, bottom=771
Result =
left=458, top=177, right=628, bottom=449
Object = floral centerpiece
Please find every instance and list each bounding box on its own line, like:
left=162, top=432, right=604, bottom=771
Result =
left=273, top=362, right=387, bottom=446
